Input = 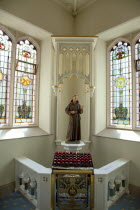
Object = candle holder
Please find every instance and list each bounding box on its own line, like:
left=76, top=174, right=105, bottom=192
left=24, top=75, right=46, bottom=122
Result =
left=53, top=152, right=93, bottom=168
left=85, top=85, right=96, bottom=97
left=52, top=84, right=62, bottom=96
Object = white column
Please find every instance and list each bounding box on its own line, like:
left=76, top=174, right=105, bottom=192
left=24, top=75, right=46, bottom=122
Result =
left=54, top=43, right=59, bottom=85
left=37, top=169, right=52, bottom=210
left=56, top=90, right=62, bottom=141
left=85, top=89, right=90, bottom=141
left=94, top=172, right=108, bottom=210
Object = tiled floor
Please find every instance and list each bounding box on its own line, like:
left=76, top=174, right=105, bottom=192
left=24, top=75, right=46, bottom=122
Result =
left=0, top=192, right=140, bottom=210
left=0, top=192, right=35, bottom=210
left=109, top=193, right=140, bottom=210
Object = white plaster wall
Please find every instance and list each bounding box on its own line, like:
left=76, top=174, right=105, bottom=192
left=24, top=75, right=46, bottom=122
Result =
left=90, top=135, right=140, bottom=187
left=91, top=38, right=106, bottom=135
left=39, top=37, right=56, bottom=134
left=0, top=0, right=74, bottom=35
left=0, top=135, right=55, bottom=186
left=75, top=0, right=140, bottom=36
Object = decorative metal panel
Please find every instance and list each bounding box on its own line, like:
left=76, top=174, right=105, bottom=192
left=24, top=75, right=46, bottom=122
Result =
left=56, top=174, right=90, bottom=209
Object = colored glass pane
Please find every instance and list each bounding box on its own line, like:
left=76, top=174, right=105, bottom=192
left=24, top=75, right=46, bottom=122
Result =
left=114, top=76, right=127, bottom=88
left=0, top=71, right=4, bottom=81
left=135, top=39, right=140, bottom=127
left=112, top=44, right=128, bottom=60
left=0, top=30, right=12, bottom=125
left=110, top=41, right=132, bottom=127
left=20, top=76, right=31, bottom=86
left=13, top=40, right=37, bottom=125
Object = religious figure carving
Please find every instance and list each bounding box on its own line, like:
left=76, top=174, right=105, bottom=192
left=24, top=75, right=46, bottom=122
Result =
left=65, top=95, right=83, bottom=142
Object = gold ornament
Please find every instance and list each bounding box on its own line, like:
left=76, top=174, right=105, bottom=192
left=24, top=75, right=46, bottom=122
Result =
left=20, top=76, right=31, bottom=86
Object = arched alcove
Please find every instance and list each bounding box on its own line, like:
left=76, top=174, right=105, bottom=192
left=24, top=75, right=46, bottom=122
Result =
left=57, top=75, right=89, bottom=141
left=52, top=36, right=98, bottom=143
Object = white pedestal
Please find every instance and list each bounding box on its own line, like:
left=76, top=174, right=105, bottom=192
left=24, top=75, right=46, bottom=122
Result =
left=61, top=140, right=86, bottom=152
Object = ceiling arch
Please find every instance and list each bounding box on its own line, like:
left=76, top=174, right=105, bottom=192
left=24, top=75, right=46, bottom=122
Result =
left=52, top=0, right=96, bottom=16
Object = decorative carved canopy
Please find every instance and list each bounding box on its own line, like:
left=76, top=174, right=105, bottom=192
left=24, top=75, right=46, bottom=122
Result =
left=52, top=36, right=98, bottom=96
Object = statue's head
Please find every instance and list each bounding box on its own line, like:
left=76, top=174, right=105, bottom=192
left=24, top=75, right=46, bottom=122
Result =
left=72, top=95, right=78, bottom=103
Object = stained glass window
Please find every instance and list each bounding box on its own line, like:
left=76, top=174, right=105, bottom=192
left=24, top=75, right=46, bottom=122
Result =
left=109, top=41, right=132, bottom=127
left=0, top=30, right=12, bottom=126
left=14, top=40, right=37, bottom=125
left=135, top=38, right=140, bottom=127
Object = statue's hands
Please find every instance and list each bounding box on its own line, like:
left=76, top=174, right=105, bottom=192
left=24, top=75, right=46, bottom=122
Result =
left=71, top=111, right=77, bottom=114
left=80, top=105, right=84, bottom=110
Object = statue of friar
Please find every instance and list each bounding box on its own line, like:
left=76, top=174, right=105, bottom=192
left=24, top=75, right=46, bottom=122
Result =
left=65, top=95, right=83, bottom=142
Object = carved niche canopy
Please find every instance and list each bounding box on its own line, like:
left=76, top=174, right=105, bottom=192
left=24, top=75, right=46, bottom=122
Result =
left=52, top=36, right=98, bottom=93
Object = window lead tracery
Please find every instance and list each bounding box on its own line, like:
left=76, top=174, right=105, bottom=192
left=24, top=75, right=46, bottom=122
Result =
left=135, top=38, right=140, bottom=127
left=13, top=39, right=37, bottom=125
left=0, top=30, right=12, bottom=126
left=0, top=26, right=39, bottom=128
left=109, top=41, right=132, bottom=127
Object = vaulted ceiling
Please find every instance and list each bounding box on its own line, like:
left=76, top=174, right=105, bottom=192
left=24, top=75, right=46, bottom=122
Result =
left=52, top=0, right=96, bottom=16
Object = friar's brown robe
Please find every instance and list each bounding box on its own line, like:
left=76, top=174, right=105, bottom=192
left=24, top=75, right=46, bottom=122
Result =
left=65, top=100, right=83, bottom=141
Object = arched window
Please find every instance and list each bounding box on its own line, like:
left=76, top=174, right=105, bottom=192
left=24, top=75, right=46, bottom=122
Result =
left=135, top=38, right=140, bottom=128
left=109, top=41, right=132, bottom=128
left=0, top=30, right=12, bottom=126
left=13, top=39, right=37, bottom=125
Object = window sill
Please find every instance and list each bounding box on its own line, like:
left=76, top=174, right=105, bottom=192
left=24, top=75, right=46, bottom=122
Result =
left=0, top=127, right=51, bottom=141
left=95, top=128, right=140, bottom=143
